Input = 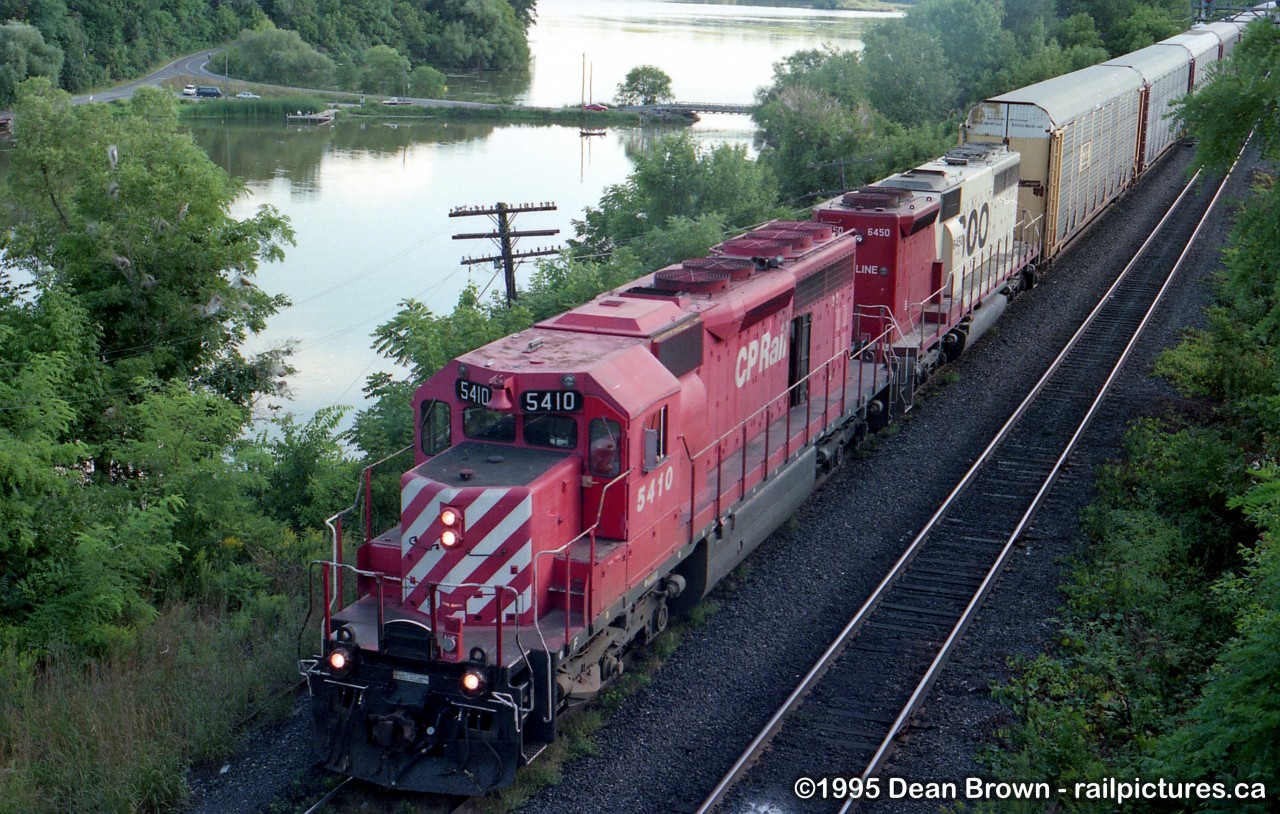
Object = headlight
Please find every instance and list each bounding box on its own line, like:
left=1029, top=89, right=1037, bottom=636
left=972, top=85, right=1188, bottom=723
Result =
left=326, top=644, right=356, bottom=678
left=460, top=667, right=487, bottom=697
left=439, top=505, right=463, bottom=548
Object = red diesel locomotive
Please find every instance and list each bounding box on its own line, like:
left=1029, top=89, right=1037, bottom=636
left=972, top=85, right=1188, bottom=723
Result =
left=304, top=140, right=1039, bottom=794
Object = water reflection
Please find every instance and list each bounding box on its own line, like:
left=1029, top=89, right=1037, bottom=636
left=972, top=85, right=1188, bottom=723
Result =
left=191, top=119, right=503, bottom=194
left=188, top=118, right=697, bottom=420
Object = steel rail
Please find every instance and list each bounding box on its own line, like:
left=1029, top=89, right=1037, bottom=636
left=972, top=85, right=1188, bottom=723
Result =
left=695, top=143, right=1243, bottom=814
left=300, top=776, right=354, bottom=814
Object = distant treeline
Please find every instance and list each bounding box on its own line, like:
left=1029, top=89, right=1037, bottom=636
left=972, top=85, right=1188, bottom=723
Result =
left=0, top=0, right=535, bottom=99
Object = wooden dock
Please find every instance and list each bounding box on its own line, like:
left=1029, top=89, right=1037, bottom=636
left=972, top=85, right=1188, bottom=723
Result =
left=286, top=109, right=337, bottom=124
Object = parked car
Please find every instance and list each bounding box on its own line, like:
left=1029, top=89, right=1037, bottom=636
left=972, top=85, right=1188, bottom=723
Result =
left=381, top=97, right=413, bottom=106
left=235, top=91, right=261, bottom=99
left=583, top=102, right=609, bottom=111
left=181, top=85, right=197, bottom=97
left=196, top=86, right=222, bottom=98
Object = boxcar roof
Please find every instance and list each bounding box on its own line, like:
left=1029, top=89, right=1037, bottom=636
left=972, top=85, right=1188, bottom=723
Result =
left=1102, top=43, right=1191, bottom=81
left=1159, top=30, right=1220, bottom=59
left=981, top=65, right=1143, bottom=130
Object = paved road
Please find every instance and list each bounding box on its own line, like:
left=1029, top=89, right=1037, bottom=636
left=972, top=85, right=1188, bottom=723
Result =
left=70, top=49, right=224, bottom=104
left=67, top=47, right=501, bottom=110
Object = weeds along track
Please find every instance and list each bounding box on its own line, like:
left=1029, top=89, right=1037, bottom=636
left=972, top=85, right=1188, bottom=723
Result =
left=695, top=147, right=1247, bottom=814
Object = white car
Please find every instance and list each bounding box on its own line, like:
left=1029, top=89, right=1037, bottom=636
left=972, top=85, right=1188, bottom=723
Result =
left=235, top=91, right=261, bottom=99
left=181, top=85, right=197, bottom=97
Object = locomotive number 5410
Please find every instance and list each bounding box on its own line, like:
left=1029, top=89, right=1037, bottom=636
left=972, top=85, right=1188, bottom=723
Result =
left=636, top=466, right=675, bottom=513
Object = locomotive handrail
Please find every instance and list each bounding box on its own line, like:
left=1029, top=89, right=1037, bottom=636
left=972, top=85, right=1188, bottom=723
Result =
left=309, top=560, right=404, bottom=651
left=686, top=326, right=898, bottom=523
left=322, top=444, right=413, bottom=613
left=529, top=467, right=632, bottom=721
left=852, top=304, right=910, bottom=352
left=686, top=342, right=868, bottom=464
left=533, top=470, right=631, bottom=625
left=1016, top=210, right=1044, bottom=258
left=426, top=580, right=526, bottom=671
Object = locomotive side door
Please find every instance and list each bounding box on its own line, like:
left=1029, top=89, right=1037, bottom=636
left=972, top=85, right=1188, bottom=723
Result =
left=583, top=398, right=628, bottom=540
left=788, top=313, right=812, bottom=407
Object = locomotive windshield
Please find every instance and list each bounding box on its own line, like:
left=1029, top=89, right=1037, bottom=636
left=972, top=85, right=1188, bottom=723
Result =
left=420, top=399, right=451, bottom=455
left=524, top=414, right=578, bottom=449
left=463, top=405, right=516, bottom=442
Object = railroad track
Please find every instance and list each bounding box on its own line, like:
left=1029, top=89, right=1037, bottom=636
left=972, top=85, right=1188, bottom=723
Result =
left=693, top=144, right=1248, bottom=814
left=296, top=776, right=468, bottom=814
left=299, top=777, right=354, bottom=814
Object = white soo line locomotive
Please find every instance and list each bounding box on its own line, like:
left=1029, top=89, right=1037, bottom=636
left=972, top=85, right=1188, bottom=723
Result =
left=303, top=8, right=1261, bottom=795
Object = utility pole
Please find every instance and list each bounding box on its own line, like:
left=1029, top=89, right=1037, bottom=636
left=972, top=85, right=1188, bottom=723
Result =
left=451, top=202, right=560, bottom=305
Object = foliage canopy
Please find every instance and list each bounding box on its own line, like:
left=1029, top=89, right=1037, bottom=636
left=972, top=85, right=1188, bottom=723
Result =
left=614, top=65, right=675, bottom=106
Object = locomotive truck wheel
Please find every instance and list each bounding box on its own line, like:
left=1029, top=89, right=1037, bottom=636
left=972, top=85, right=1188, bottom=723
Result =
left=831, top=444, right=845, bottom=471
left=602, top=652, right=623, bottom=679
left=653, top=602, right=669, bottom=636
left=1021, top=265, right=1038, bottom=290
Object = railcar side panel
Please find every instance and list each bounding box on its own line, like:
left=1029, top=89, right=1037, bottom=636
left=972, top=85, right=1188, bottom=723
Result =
left=1104, top=45, right=1196, bottom=171
left=1160, top=31, right=1220, bottom=91
left=966, top=66, right=1142, bottom=260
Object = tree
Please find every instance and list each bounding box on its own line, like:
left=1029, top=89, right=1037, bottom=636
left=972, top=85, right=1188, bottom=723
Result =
left=763, top=47, right=867, bottom=108
left=410, top=64, right=447, bottom=98
left=754, top=83, right=879, bottom=199
left=571, top=132, right=780, bottom=258
left=424, top=0, right=531, bottom=71
left=225, top=24, right=335, bottom=88
left=0, top=21, right=63, bottom=108
left=1176, top=21, right=1280, bottom=340
left=1058, top=0, right=1185, bottom=54
left=860, top=21, right=958, bottom=126
left=361, top=44, right=410, bottom=96
left=3, top=80, right=293, bottom=418
left=1110, top=4, right=1183, bottom=52
left=615, top=65, right=674, bottom=106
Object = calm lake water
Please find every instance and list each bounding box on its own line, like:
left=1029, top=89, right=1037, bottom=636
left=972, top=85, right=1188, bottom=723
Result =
left=5, top=0, right=897, bottom=425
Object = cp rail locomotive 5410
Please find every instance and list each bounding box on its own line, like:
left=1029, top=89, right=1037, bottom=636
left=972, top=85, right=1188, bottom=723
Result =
left=303, top=9, right=1260, bottom=795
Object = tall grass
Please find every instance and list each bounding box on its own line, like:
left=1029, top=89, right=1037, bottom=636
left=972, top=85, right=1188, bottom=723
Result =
left=0, top=593, right=308, bottom=814
left=179, top=95, right=336, bottom=120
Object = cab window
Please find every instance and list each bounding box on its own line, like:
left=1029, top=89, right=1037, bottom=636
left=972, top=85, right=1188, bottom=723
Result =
left=420, top=399, right=451, bottom=455
left=642, top=405, right=669, bottom=472
left=588, top=418, right=622, bottom=478
left=524, top=414, right=578, bottom=449
left=464, top=406, right=516, bottom=442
